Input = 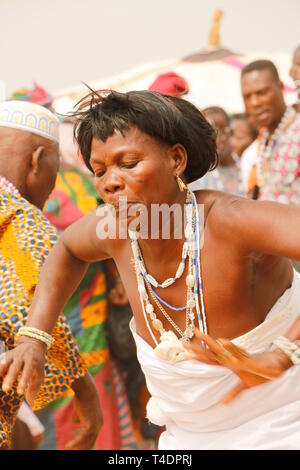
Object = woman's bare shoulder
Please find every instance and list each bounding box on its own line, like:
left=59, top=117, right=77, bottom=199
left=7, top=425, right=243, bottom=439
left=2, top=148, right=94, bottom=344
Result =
left=194, top=189, right=243, bottom=224
left=61, top=205, right=128, bottom=262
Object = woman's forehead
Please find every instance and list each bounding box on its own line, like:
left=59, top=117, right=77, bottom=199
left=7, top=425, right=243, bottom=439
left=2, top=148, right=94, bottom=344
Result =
left=90, top=126, right=164, bottom=162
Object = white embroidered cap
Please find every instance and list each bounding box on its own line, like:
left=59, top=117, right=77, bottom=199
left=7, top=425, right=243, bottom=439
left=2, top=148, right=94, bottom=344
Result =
left=0, top=100, right=59, bottom=143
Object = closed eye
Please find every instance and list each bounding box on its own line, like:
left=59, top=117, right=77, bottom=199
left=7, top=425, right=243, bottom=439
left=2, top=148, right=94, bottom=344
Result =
left=121, top=161, right=139, bottom=169
left=95, top=170, right=105, bottom=178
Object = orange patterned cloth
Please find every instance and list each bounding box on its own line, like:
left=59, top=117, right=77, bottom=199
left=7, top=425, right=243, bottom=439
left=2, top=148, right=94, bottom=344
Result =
left=0, top=189, right=87, bottom=449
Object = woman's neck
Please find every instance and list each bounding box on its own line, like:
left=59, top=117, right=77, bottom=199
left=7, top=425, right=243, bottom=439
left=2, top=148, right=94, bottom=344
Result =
left=137, top=191, right=187, bottom=265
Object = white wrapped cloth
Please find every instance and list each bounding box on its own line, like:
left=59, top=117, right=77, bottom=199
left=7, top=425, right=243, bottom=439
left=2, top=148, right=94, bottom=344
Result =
left=130, top=270, right=300, bottom=450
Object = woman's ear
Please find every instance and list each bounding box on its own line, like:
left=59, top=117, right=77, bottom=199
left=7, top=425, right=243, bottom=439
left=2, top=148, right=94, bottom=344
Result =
left=31, top=146, right=45, bottom=175
left=168, top=143, right=188, bottom=179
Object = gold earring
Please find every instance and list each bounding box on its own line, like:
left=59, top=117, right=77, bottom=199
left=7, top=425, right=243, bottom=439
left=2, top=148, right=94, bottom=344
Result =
left=176, top=175, right=187, bottom=192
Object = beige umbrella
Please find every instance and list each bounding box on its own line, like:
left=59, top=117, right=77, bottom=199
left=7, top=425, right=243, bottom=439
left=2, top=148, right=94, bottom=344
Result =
left=53, top=10, right=296, bottom=114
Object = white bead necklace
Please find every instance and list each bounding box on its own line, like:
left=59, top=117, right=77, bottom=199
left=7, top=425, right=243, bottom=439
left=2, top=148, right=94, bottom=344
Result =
left=256, top=106, right=296, bottom=187
left=129, top=189, right=207, bottom=351
left=134, top=195, right=193, bottom=290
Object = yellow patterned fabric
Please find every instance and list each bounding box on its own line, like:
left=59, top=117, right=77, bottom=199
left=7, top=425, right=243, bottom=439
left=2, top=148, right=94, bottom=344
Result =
left=0, top=189, right=87, bottom=449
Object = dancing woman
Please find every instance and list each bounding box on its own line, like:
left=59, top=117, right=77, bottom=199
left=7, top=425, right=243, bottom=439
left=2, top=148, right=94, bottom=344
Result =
left=1, top=90, right=300, bottom=449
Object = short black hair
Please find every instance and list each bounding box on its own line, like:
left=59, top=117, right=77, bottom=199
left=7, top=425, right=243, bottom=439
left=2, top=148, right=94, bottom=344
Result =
left=241, top=59, right=280, bottom=82
left=230, top=113, right=258, bottom=140
left=71, top=89, right=218, bottom=183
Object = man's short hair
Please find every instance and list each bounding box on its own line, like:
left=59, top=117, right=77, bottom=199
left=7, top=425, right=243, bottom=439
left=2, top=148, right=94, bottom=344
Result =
left=241, top=60, right=280, bottom=82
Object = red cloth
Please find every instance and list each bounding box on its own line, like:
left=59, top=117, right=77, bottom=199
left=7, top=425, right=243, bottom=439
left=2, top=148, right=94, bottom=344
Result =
left=148, top=72, right=189, bottom=97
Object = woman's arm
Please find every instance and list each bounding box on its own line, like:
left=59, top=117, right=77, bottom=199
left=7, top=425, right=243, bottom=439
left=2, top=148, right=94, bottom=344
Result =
left=26, top=209, right=112, bottom=333
left=211, top=195, right=300, bottom=260
left=0, top=209, right=113, bottom=401
left=188, top=196, right=300, bottom=402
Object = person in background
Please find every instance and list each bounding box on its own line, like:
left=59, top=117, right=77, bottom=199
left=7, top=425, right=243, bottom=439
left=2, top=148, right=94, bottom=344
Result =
left=0, top=100, right=102, bottom=450
left=189, top=106, right=243, bottom=195
left=230, top=113, right=258, bottom=160
left=230, top=113, right=258, bottom=194
left=290, top=45, right=300, bottom=113
left=241, top=59, right=300, bottom=203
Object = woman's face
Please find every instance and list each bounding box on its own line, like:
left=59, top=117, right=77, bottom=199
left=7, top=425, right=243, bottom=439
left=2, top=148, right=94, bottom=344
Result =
left=89, top=125, right=181, bottom=213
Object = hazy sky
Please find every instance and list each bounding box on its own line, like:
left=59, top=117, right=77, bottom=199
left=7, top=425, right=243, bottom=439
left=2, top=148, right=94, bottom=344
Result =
left=1, top=0, right=299, bottom=96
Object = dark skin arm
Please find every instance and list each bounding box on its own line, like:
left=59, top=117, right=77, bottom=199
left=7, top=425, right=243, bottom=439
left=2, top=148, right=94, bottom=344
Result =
left=1, top=194, right=300, bottom=403
left=185, top=193, right=300, bottom=402
left=215, top=195, right=300, bottom=260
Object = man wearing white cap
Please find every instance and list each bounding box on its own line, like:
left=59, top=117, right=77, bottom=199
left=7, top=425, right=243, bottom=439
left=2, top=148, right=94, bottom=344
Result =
left=0, top=101, right=102, bottom=449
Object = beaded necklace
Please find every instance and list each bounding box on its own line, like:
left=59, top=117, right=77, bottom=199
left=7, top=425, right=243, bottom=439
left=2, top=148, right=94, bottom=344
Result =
left=256, top=106, right=296, bottom=187
left=0, top=176, right=21, bottom=198
left=129, top=189, right=207, bottom=349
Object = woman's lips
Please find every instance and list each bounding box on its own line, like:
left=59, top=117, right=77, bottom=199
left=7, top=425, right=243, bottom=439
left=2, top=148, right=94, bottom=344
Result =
left=107, top=201, right=142, bottom=215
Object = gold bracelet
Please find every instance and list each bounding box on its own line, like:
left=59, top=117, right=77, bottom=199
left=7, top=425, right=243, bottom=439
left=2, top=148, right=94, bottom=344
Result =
left=17, top=327, right=54, bottom=350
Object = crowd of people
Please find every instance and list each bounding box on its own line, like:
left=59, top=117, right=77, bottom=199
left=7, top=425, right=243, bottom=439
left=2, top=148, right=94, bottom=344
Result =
left=0, top=43, right=299, bottom=450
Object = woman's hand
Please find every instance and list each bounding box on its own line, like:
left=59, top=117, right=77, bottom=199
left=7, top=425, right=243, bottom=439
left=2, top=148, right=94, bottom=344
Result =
left=185, top=329, right=289, bottom=403
left=66, top=372, right=103, bottom=450
left=0, top=337, right=46, bottom=407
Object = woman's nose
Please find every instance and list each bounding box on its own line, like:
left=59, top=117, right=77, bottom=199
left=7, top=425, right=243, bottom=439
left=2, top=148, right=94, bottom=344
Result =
left=102, top=172, right=125, bottom=194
